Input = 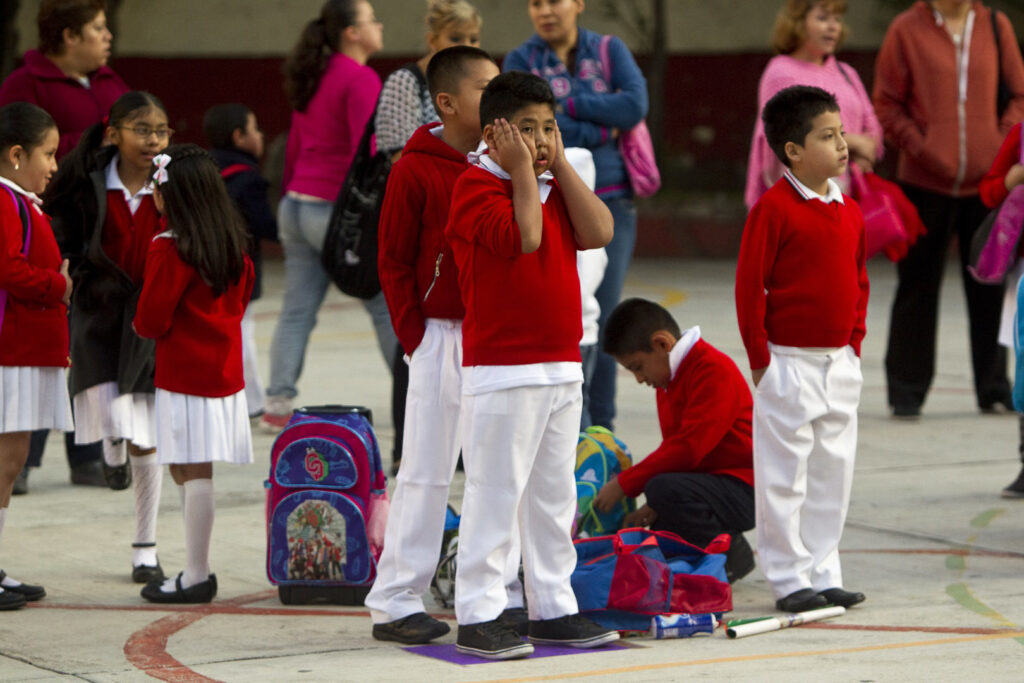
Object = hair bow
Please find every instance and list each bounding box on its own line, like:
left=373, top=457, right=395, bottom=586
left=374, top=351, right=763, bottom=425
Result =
left=151, top=153, right=171, bottom=186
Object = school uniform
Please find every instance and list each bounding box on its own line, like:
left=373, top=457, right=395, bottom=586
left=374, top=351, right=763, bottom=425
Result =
left=735, top=170, right=869, bottom=599
left=133, top=233, right=254, bottom=465
left=0, top=179, right=72, bottom=433
left=445, top=158, right=585, bottom=625
left=366, top=125, right=523, bottom=624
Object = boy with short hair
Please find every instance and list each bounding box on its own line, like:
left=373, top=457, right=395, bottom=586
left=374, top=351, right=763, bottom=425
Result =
left=735, top=85, right=869, bottom=613
left=366, top=46, right=524, bottom=645
left=445, top=70, right=617, bottom=661
left=202, top=103, right=277, bottom=419
left=595, top=298, right=756, bottom=583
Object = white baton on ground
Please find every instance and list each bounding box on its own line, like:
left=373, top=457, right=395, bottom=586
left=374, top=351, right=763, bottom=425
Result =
left=726, top=606, right=845, bottom=639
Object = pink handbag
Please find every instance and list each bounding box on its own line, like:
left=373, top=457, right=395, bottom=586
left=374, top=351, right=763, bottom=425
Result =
left=968, top=138, right=1024, bottom=284
left=598, top=35, right=661, bottom=198
left=849, top=165, right=906, bottom=259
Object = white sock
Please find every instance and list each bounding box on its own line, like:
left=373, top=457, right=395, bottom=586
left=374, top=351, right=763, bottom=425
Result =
left=181, top=478, right=214, bottom=589
left=103, top=438, right=127, bottom=467
left=131, top=453, right=163, bottom=568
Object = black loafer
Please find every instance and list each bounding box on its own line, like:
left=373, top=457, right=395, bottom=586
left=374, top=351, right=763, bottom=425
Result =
left=103, top=462, right=132, bottom=490
left=132, top=562, right=165, bottom=584
left=775, top=588, right=827, bottom=613
left=0, top=589, right=27, bottom=610
left=0, top=571, right=44, bottom=601
left=141, top=572, right=217, bottom=604
left=819, top=587, right=866, bottom=608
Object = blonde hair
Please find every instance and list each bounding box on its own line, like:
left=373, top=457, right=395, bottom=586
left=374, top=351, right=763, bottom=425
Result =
left=425, top=0, right=481, bottom=40
left=770, top=0, right=848, bottom=56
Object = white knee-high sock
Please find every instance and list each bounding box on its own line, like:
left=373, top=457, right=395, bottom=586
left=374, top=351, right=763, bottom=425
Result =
left=103, top=438, right=127, bottom=466
left=181, top=478, right=214, bottom=589
left=130, top=453, right=162, bottom=567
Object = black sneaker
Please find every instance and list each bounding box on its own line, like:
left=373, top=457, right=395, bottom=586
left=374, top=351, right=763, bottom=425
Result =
left=372, top=612, right=451, bottom=644
left=456, top=618, right=534, bottom=660
left=1001, top=466, right=1024, bottom=499
left=498, top=607, right=529, bottom=636
left=725, top=533, right=756, bottom=584
left=528, top=613, right=619, bottom=648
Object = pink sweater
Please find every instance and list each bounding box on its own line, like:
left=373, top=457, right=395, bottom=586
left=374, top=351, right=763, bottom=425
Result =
left=744, top=54, right=884, bottom=209
left=283, top=53, right=381, bottom=201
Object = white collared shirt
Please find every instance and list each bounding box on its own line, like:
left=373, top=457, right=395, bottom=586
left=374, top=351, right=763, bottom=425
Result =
left=668, top=326, right=702, bottom=382
left=105, top=154, right=153, bottom=215
left=783, top=168, right=845, bottom=205
left=0, top=175, right=44, bottom=213
left=471, top=151, right=555, bottom=204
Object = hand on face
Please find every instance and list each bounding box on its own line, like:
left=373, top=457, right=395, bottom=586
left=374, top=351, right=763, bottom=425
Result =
left=547, top=119, right=568, bottom=175
left=490, top=118, right=533, bottom=174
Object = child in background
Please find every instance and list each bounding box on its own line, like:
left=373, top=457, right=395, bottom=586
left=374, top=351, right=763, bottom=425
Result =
left=368, top=46, right=527, bottom=645
left=445, top=71, right=616, bottom=660
left=596, top=298, right=756, bottom=583
left=735, top=85, right=868, bottom=613
left=202, top=103, right=278, bottom=421
left=43, top=91, right=170, bottom=584
left=134, top=144, right=254, bottom=604
left=0, top=102, right=70, bottom=610
left=977, top=121, right=1024, bottom=498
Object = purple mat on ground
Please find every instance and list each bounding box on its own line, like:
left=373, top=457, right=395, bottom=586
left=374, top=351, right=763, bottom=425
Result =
left=403, top=640, right=631, bottom=666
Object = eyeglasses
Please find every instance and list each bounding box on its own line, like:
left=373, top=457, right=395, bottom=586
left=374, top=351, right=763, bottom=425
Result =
left=120, top=125, right=174, bottom=140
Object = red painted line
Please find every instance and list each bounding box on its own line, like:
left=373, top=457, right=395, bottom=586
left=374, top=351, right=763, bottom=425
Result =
left=123, top=612, right=216, bottom=683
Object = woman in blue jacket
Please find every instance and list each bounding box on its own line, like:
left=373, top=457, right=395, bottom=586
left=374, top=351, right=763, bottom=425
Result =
left=504, top=0, right=649, bottom=431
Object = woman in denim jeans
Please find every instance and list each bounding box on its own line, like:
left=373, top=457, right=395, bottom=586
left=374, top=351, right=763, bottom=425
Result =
left=504, top=0, right=649, bottom=429
left=262, top=0, right=389, bottom=431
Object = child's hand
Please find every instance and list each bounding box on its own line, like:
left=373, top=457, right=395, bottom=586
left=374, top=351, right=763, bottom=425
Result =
left=594, top=475, right=626, bottom=512
left=60, top=259, right=72, bottom=305
left=492, top=118, right=532, bottom=174
left=1006, top=164, right=1024, bottom=191
left=623, top=504, right=658, bottom=528
left=752, top=366, right=767, bottom=386
left=548, top=119, right=568, bottom=176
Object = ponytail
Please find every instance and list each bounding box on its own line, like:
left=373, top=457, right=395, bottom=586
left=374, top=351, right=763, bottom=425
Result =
left=283, top=0, right=359, bottom=111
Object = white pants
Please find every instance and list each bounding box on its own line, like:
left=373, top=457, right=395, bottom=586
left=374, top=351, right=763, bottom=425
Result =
left=455, top=381, right=581, bottom=625
left=365, top=320, right=523, bottom=623
left=241, top=308, right=265, bottom=416
left=753, top=345, right=861, bottom=599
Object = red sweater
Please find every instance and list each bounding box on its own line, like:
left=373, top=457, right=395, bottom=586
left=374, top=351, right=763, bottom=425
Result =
left=873, top=2, right=1024, bottom=197
left=617, top=339, right=754, bottom=498
left=378, top=124, right=467, bottom=355
left=102, top=193, right=161, bottom=285
left=736, top=177, right=869, bottom=370
left=134, top=235, right=253, bottom=397
left=0, top=189, right=68, bottom=367
left=979, top=122, right=1023, bottom=208
left=0, top=50, right=129, bottom=160
left=445, top=166, right=582, bottom=366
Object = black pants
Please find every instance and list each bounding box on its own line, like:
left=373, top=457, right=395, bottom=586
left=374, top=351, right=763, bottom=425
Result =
left=25, top=429, right=101, bottom=469
left=886, top=185, right=1010, bottom=409
left=646, top=472, right=755, bottom=547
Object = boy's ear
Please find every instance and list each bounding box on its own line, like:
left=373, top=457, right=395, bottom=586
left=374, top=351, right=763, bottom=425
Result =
left=435, top=92, right=455, bottom=117
left=231, top=127, right=246, bottom=147
left=650, top=330, right=675, bottom=353
left=482, top=122, right=497, bottom=149
left=784, top=140, right=802, bottom=166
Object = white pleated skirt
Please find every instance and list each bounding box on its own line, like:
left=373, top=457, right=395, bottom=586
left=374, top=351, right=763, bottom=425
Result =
left=0, top=366, right=74, bottom=434
left=73, top=381, right=156, bottom=448
left=154, top=388, right=253, bottom=465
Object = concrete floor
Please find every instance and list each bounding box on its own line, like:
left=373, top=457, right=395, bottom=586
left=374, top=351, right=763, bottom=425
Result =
left=2, top=256, right=1023, bottom=682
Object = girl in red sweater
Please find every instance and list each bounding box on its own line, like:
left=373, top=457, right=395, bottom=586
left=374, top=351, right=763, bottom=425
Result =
left=134, top=145, right=254, bottom=604
left=0, top=102, right=71, bottom=610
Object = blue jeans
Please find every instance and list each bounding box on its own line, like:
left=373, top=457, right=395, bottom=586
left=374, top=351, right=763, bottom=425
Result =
left=268, top=195, right=398, bottom=400
left=588, top=196, right=637, bottom=430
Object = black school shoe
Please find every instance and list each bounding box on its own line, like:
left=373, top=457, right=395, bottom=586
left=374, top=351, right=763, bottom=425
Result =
left=776, top=588, right=827, bottom=613
left=818, top=587, right=866, bottom=608
left=372, top=612, right=451, bottom=644
left=69, top=459, right=107, bottom=487
left=103, top=462, right=132, bottom=490
left=456, top=618, right=534, bottom=660
left=1001, top=466, right=1024, bottom=498
left=141, top=572, right=217, bottom=604
left=132, top=562, right=165, bottom=584
left=498, top=607, right=529, bottom=636
left=0, top=589, right=26, bottom=610
left=725, top=533, right=756, bottom=583
left=528, top=613, right=620, bottom=648
left=0, top=571, right=45, bottom=601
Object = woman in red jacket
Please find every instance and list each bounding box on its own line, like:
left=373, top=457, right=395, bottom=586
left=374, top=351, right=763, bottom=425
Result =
left=0, top=102, right=72, bottom=610
left=873, top=0, right=1024, bottom=418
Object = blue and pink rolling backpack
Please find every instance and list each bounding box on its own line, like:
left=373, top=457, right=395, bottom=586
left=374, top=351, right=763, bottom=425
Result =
left=265, top=405, right=389, bottom=604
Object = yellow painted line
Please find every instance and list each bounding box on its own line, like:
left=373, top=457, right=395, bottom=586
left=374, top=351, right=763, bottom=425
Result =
left=628, top=283, right=687, bottom=309
left=469, top=631, right=1024, bottom=683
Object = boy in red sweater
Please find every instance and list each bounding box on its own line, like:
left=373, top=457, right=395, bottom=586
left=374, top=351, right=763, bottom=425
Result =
left=736, top=85, right=869, bottom=614
left=445, top=71, right=615, bottom=660
left=594, top=298, right=756, bottom=583
left=366, top=46, right=528, bottom=645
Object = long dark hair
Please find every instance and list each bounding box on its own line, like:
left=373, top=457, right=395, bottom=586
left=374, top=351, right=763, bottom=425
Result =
left=151, top=144, right=248, bottom=296
left=0, top=102, right=57, bottom=156
left=283, top=0, right=360, bottom=111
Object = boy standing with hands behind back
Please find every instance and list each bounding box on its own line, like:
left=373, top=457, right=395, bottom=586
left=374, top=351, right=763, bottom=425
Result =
left=735, top=85, right=869, bottom=614
left=445, top=71, right=617, bottom=660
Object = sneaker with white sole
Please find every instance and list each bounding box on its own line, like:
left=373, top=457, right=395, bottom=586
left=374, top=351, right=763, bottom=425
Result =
left=260, top=397, right=293, bottom=434
left=456, top=618, right=534, bottom=660
left=528, top=613, right=619, bottom=648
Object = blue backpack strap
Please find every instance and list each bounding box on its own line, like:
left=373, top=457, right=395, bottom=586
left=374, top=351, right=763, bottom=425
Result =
left=0, top=184, right=32, bottom=334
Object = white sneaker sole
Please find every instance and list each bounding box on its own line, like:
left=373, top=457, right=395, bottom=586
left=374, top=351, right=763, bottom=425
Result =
left=528, top=630, right=620, bottom=649
left=455, top=642, right=534, bottom=660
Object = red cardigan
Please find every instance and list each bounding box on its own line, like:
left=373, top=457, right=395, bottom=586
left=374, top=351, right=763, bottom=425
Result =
left=617, top=339, right=754, bottom=497
left=445, top=166, right=582, bottom=367
left=0, top=50, right=129, bottom=160
left=102, top=192, right=161, bottom=285
left=736, top=177, right=869, bottom=370
left=134, top=234, right=253, bottom=397
left=378, top=123, right=467, bottom=355
left=979, top=122, right=1023, bottom=208
left=0, top=189, right=68, bottom=367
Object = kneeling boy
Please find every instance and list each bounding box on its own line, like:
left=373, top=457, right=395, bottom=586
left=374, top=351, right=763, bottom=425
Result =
left=595, top=298, right=756, bottom=582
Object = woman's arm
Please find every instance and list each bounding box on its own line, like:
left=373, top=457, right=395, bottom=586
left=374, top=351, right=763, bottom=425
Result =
left=873, top=23, right=926, bottom=159
left=564, top=37, right=648, bottom=131
left=997, top=12, right=1024, bottom=135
